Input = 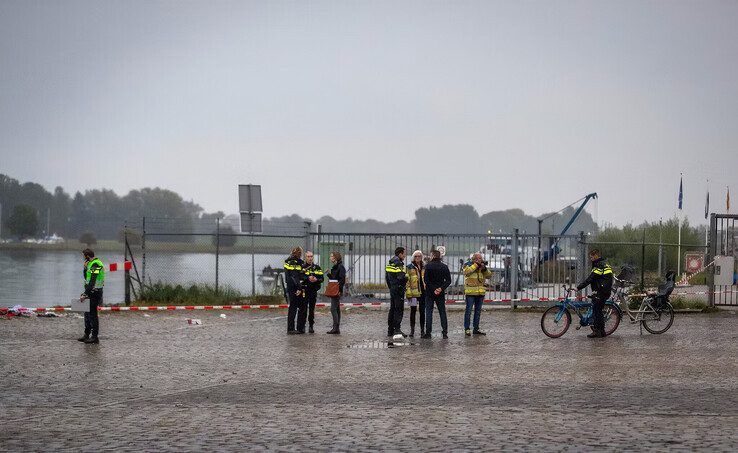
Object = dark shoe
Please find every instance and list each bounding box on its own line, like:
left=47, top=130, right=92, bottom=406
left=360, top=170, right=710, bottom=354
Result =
left=421, top=334, right=431, bottom=339
left=296, top=330, right=305, bottom=334
left=420, top=330, right=425, bottom=337
left=587, top=330, right=604, bottom=338
left=288, top=330, right=298, bottom=335
left=473, top=329, right=487, bottom=336
left=84, top=337, right=99, bottom=344
left=309, top=325, right=314, bottom=334
left=442, top=333, right=449, bottom=339
left=77, top=336, right=89, bottom=342
left=465, top=329, right=471, bottom=336
left=326, top=329, right=339, bottom=334
left=409, top=328, right=415, bottom=338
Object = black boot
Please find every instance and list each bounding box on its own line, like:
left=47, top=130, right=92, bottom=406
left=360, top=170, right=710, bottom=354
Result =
left=309, top=324, right=315, bottom=334
left=77, top=334, right=89, bottom=342
left=409, top=326, right=415, bottom=338
left=587, top=329, right=605, bottom=338
left=84, top=336, right=99, bottom=344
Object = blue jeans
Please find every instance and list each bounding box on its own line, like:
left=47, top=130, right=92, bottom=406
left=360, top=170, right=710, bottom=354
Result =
left=464, top=295, right=484, bottom=330
left=425, top=292, right=448, bottom=334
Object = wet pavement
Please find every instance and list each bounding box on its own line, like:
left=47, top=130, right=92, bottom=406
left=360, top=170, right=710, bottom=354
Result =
left=1, top=308, right=737, bottom=452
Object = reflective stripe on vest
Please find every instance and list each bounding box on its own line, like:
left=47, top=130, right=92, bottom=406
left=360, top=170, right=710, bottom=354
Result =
left=85, top=258, right=105, bottom=288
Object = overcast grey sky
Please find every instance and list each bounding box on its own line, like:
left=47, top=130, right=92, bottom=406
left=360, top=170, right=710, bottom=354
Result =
left=1, top=0, right=736, bottom=226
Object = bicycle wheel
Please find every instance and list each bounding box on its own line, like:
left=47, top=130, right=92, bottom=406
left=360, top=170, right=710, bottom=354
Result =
left=642, top=302, right=674, bottom=334
left=541, top=306, right=571, bottom=338
left=603, top=302, right=622, bottom=336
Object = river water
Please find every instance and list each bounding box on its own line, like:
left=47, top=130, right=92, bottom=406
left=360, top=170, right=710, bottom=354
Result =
left=0, top=250, right=289, bottom=308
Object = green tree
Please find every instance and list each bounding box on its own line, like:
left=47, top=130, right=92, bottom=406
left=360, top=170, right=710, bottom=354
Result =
left=5, top=204, right=39, bottom=239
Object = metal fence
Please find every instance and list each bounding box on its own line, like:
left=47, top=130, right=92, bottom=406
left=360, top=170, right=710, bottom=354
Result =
left=708, top=214, right=738, bottom=306
left=120, top=217, right=720, bottom=305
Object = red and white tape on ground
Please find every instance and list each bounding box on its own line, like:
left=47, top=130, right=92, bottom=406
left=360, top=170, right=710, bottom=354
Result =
left=29, top=289, right=733, bottom=313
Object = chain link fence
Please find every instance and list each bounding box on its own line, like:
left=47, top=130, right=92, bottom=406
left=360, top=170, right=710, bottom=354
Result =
left=114, top=218, right=713, bottom=305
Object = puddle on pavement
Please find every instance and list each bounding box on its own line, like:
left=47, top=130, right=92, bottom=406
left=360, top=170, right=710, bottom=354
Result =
left=347, top=339, right=417, bottom=349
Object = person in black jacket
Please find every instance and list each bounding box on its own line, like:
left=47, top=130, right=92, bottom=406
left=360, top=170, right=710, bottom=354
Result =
left=284, top=247, right=306, bottom=334
left=385, top=246, right=408, bottom=337
left=422, top=250, right=452, bottom=339
left=326, top=251, right=346, bottom=334
left=301, top=250, right=324, bottom=334
left=576, top=249, right=613, bottom=338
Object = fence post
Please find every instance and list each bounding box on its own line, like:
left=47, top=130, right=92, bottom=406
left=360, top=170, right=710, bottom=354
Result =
left=141, top=216, right=146, bottom=286
left=304, top=221, right=312, bottom=253
left=215, top=217, right=220, bottom=295
left=577, top=231, right=587, bottom=287
left=708, top=213, right=716, bottom=307
left=124, top=222, right=131, bottom=305
left=511, top=228, right=519, bottom=308
left=641, top=228, right=646, bottom=288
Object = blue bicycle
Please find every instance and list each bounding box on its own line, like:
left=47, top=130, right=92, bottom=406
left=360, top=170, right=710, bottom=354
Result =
left=540, top=285, right=622, bottom=338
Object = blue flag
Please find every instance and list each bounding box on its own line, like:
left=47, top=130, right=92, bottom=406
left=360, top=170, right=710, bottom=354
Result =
left=678, top=176, right=683, bottom=210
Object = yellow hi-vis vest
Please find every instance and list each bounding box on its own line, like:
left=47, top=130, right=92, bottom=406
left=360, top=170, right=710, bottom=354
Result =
left=463, top=262, right=491, bottom=295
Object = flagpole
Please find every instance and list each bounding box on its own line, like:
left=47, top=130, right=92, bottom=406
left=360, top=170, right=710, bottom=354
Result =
left=677, top=211, right=682, bottom=276
left=677, top=174, right=683, bottom=277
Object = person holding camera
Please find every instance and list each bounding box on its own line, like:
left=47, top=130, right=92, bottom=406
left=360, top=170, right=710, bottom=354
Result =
left=463, top=252, right=492, bottom=336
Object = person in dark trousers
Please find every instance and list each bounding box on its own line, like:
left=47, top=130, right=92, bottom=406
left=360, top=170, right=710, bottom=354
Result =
left=405, top=250, right=426, bottom=338
left=326, top=251, right=346, bottom=334
left=78, top=248, right=105, bottom=344
left=301, top=250, right=324, bottom=334
left=576, top=249, right=613, bottom=338
left=284, top=246, right=306, bottom=334
left=385, top=246, right=408, bottom=337
left=422, top=250, right=452, bottom=339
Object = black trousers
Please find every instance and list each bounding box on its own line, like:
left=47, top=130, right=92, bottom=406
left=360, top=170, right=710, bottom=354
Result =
left=387, top=291, right=405, bottom=334
left=592, top=295, right=606, bottom=332
left=305, top=290, right=317, bottom=327
left=287, top=290, right=306, bottom=332
left=330, top=296, right=341, bottom=330
left=84, top=289, right=102, bottom=338
left=409, top=296, right=426, bottom=334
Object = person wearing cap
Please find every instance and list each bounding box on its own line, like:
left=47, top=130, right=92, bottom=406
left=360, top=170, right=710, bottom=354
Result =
left=78, top=248, right=105, bottom=344
left=301, top=250, right=324, bottom=334
left=284, top=246, right=306, bottom=334
left=405, top=250, right=426, bottom=338
left=385, top=246, right=408, bottom=337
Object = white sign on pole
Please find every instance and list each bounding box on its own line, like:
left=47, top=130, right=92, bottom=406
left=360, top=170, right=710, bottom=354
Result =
left=238, top=185, right=262, bottom=213
left=240, top=212, right=263, bottom=234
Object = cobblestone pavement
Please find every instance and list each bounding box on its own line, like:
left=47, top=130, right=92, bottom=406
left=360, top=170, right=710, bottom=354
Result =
left=1, top=307, right=737, bottom=452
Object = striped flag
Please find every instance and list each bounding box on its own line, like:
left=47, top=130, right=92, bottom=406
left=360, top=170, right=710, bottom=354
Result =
left=678, top=175, right=683, bottom=210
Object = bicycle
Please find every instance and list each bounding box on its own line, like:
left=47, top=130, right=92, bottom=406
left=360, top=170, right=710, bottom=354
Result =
left=610, top=269, right=675, bottom=335
left=541, top=284, right=622, bottom=338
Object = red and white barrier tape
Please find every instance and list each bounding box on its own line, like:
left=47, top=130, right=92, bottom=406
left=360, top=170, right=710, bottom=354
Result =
left=108, top=261, right=132, bottom=272
left=28, top=289, right=734, bottom=313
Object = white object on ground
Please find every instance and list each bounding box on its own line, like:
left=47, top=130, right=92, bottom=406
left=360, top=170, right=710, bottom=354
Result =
left=186, top=318, right=202, bottom=325
left=219, top=313, right=227, bottom=319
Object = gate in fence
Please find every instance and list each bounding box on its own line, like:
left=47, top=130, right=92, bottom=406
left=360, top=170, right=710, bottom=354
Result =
left=708, top=214, right=738, bottom=306
left=309, top=231, right=587, bottom=304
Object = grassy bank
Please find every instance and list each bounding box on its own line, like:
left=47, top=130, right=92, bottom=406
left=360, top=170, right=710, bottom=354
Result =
left=134, top=283, right=283, bottom=306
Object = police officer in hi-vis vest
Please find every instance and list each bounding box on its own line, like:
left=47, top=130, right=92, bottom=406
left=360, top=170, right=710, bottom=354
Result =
left=301, top=250, right=324, bottom=334
left=78, top=248, right=105, bottom=344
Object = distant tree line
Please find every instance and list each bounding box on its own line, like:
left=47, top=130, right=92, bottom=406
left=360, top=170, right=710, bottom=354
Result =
left=7, top=173, right=707, bottom=255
